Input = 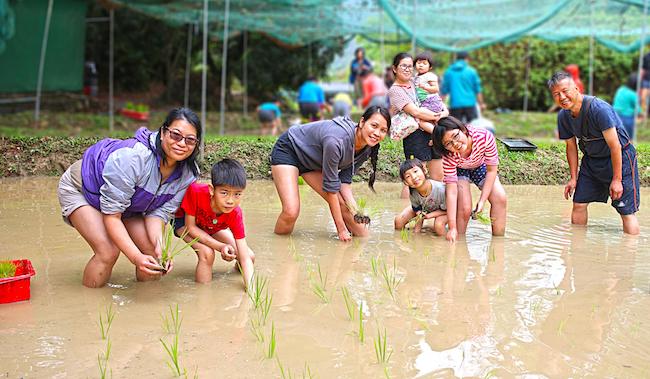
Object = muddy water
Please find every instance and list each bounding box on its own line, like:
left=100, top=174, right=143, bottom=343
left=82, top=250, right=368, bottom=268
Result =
left=1, top=178, right=649, bottom=378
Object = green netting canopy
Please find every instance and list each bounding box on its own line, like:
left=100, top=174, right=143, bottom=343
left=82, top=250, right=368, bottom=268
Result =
left=113, top=0, right=650, bottom=52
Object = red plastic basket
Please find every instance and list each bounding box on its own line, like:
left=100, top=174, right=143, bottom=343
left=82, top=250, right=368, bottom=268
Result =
left=0, top=259, right=36, bottom=304
left=120, top=108, right=150, bottom=121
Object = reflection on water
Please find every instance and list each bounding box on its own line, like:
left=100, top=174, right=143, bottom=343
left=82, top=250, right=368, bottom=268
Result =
left=0, top=178, right=649, bottom=377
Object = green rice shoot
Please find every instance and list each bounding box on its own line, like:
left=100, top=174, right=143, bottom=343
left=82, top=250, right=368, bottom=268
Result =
left=358, top=304, right=365, bottom=343
left=341, top=286, right=356, bottom=321
left=379, top=257, right=403, bottom=300
left=0, top=261, right=16, bottom=278
left=266, top=321, right=277, bottom=359
left=97, top=338, right=112, bottom=379
left=99, top=303, right=116, bottom=340
left=161, top=304, right=182, bottom=335
left=473, top=210, right=492, bottom=225
left=373, top=327, right=393, bottom=364
left=308, top=262, right=329, bottom=303
left=159, top=221, right=200, bottom=270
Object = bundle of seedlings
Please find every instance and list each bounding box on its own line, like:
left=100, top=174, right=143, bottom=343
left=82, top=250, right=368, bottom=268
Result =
left=471, top=209, right=492, bottom=225
left=0, top=261, right=17, bottom=278
left=157, top=221, right=199, bottom=273
left=346, top=198, right=371, bottom=225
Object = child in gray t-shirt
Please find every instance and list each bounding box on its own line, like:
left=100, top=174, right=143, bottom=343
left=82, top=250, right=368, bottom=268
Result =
left=394, top=158, right=448, bottom=235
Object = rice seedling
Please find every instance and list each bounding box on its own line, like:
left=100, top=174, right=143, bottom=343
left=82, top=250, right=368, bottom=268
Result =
left=373, top=327, right=393, bottom=364
left=249, top=315, right=265, bottom=343
left=400, top=226, right=410, bottom=243
left=159, top=221, right=199, bottom=272
left=0, top=261, right=16, bottom=278
left=358, top=304, right=365, bottom=343
left=99, top=303, right=116, bottom=340
left=346, top=198, right=371, bottom=225
left=379, top=257, right=403, bottom=300
left=248, top=273, right=270, bottom=310
left=341, top=286, right=356, bottom=321
left=370, top=255, right=380, bottom=277
left=277, top=358, right=313, bottom=379
left=557, top=318, right=568, bottom=335
left=161, top=304, right=182, bottom=335
left=97, top=338, right=111, bottom=379
left=288, top=236, right=302, bottom=262
left=266, top=321, right=277, bottom=359
left=471, top=210, right=492, bottom=225
left=495, top=286, right=502, bottom=296
left=160, top=332, right=186, bottom=377
left=308, top=262, right=330, bottom=303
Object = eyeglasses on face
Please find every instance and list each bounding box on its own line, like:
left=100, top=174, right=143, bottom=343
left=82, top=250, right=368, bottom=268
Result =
left=165, top=127, right=198, bottom=146
left=443, top=130, right=462, bottom=149
left=398, top=64, right=413, bottom=71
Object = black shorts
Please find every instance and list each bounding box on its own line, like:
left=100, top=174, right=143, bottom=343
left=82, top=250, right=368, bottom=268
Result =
left=574, top=145, right=640, bottom=215
left=299, top=102, right=321, bottom=121
left=402, top=129, right=441, bottom=161
left=258, top=109, right=276, bottom=123
left=270, top=132, right=309, bottom=174
left=450, top=106, right=478, bottom=124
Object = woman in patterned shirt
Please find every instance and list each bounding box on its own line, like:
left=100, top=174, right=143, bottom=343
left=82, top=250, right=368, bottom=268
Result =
left=431, top=116, right=507, bottom=242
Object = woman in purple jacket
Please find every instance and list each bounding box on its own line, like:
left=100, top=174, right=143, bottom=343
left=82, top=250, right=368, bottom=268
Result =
left=270, top=105, right=390, bottom=241
left=57, top=108, right=201, bottom=287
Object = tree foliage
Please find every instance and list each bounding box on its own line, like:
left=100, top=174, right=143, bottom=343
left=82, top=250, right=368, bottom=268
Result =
left=85, top=5, right=344, bottom=107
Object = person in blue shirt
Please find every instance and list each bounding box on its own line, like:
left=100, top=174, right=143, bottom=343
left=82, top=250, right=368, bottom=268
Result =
left=548, top=71, right=639, bottom=235
left=257, top=99, right=282, bottom=136
left=297, top=77, right=329, bottom=122
left=349, top=47, right=373, bottom=104
left=441, top=51, right=486, bottom=124
left=612, top=73, right=640, bottom=140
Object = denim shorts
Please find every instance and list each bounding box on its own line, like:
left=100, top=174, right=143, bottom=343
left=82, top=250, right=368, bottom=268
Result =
left=574, top=145, right=640, bottom=215
left=457, top=163, right=487, bottom=189
left=270, top=132, right=309, bottom=174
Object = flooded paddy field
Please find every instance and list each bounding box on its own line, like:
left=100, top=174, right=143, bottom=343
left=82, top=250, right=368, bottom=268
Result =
left=1, top=178, right=649, bottom=378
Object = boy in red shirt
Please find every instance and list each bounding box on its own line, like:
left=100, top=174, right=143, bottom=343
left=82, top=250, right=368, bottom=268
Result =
left=175, top=159, right=255, bottom=287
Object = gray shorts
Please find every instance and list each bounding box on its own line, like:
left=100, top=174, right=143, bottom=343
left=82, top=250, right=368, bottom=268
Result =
left=57, top=159, right=88, bottom=226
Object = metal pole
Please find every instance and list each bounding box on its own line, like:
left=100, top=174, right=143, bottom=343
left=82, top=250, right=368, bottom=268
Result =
left=523, top=39, right=531, bottom=115
left=219, top=0, right=230, bottom=135
left=588, top=0, right=594, bottom=95
left=380, top=7, right=385, bottom=70
left=201, top=0, right=208, bottom=155
left=243, top=30, right=248, bottom=118
left=411, top=0, right=417, bottom=56
left=109, top=9, right=114, bottom=132
left=635, top=0, right=649, bottom=136
left=34, top=0, right=54, bottom=125
left=184, top=23, right=193, bottom=109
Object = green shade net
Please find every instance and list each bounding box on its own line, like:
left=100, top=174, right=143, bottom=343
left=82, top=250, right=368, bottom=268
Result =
left=0, top=0, right=15, bottom=54
left=112, top=0, right=650, bottom=52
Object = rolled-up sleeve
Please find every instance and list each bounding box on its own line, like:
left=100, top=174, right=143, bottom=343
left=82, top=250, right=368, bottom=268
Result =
left=148, top=186, right=190, bottom=223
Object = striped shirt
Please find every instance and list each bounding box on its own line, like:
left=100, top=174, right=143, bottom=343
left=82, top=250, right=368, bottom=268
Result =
left=442, top=126, right=499, bottom=184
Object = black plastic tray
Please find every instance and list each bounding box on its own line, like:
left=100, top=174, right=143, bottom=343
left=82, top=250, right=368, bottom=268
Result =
left=498, top=138, right=537, bottom=152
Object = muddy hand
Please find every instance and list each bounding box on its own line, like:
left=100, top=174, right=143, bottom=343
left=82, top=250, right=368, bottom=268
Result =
left=221, top=245, right=237, bottom=261
left=136, top=254, right=162, bottom=275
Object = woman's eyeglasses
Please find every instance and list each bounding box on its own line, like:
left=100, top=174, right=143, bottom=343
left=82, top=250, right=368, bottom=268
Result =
left=443, top=130, right=462, bottom=149
left=398, top=64, right=413, bottom=71
left=165, top=128, right=198, bottom=146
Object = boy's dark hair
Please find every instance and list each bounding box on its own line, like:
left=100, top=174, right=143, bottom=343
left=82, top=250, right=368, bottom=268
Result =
left=156, top=107, right=202, bottom=176
left=360, top=105, right=391, bottom=192
left=414, top=52, right=434, bottom=69
left=211, top=158, right=247, bottom=189
left=547, top=71, right=572, bottom=90
left=431, top=116, right=468, bottom=157
left=399, top=158, right=426, bottom=181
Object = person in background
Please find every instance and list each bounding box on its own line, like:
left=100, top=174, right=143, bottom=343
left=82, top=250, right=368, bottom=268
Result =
left=359, top=68, right=388, bottom=109
left=641, top=51, right=650, bottom=118
left=298, top=77, right=329, bottom=122
left=441, top=51, right=486, bottom=124
left=613, top=73, right=640, bottom=140
left=548, top=70, right=639, bottom=235
left=257, top=99, right=282, bottom=136
left=331, top=92, right=354, bottom=118
left=349, top=47, right=373, bottom=104
left=384, top=65, right=395, bottom=89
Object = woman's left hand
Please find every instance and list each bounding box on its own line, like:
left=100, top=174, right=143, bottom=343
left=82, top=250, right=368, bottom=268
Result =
left=338, top=229, right=353, bottom=242
left=474, top=200, right=485, bottom=215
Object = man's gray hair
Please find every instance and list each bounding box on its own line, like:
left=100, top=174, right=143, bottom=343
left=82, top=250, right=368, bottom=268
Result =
left=547, top=71, right=572, bottom=90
